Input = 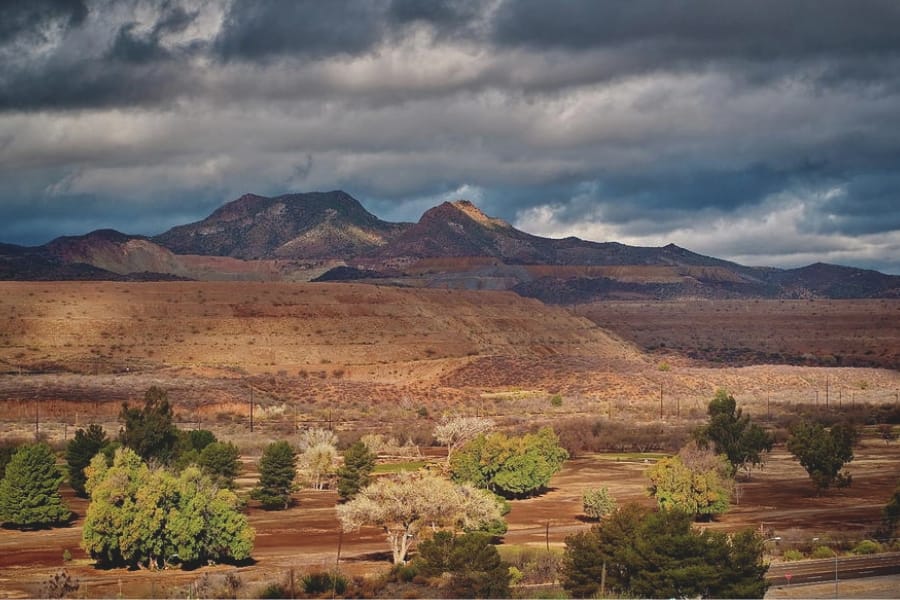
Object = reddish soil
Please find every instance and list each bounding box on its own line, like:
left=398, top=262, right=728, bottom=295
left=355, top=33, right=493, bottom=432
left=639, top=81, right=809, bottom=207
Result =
left=2, top=441, right=899, bottom=598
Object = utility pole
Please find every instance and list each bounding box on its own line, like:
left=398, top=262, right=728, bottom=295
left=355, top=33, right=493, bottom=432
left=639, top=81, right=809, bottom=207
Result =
left=659, top=384, right=663, bottom=420
left=249, top=386, right=254, bottom=433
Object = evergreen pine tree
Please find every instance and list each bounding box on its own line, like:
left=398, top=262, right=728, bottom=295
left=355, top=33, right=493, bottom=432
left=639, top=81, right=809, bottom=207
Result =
left=336, top=441, right=376, bottom=501
left=0, top=443, right=71, bottom=528
left=251, top=441, right=297, bottom=509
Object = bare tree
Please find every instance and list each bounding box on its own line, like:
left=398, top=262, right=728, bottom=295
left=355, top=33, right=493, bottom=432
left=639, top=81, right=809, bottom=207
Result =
left=434, top=415, right=495, bottom=462
left=297, top=428, right=337, bottom=452
left=299, top=443, right=337, bottom=490
left=336, top=472, right=501, bottom=564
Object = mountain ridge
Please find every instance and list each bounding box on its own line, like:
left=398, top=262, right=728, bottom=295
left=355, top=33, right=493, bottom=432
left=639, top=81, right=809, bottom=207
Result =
left=2, top=190, right=898, bottom=300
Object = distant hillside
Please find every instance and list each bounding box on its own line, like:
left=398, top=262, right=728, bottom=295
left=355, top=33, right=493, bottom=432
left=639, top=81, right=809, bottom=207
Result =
left=153, top=191, right=409, bottom=259
left=2, top=190, right=898, bottom=300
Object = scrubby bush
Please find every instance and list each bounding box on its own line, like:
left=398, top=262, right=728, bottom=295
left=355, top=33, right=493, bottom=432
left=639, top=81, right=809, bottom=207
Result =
left=852, top=539, right=882, bottom=555
left=782, top=549, right=805, bottom=561
left=810, top=545, right=835, bottom=559
left=301, top=571, right=346, bottom=595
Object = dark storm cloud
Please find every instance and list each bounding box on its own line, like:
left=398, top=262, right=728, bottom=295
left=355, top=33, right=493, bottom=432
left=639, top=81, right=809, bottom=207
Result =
left=0, top=0, right=88, bottom=44
left=215, top=0, right=387, bottom=61
left=1, top=0, right=900, bottom=273
left=108, top=4, right=197, bottom=63
left=0, top=0, right=205, bottom=111
left=492, top=0, right=900, bottom=59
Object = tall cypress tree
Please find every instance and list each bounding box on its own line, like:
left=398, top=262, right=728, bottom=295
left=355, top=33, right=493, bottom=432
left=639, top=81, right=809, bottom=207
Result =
left=0, top=443, right=71, bottom=529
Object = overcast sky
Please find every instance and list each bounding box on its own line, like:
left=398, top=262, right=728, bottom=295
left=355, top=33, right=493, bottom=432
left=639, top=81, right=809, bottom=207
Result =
left=2, top=0, right=900, bottom=273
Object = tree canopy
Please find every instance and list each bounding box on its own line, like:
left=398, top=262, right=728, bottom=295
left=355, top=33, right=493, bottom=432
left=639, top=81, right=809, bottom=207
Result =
left=119, top=387, right=179, bottom=464
left=787, top=421, right=859, bottom=493
left=450, top=427, right=568, bottom=498
left=198, top=441, right=241, bottom=489
left=66, top=424, right=111, bottom=497
left=0, top=443, right=71, bottom=529
left=414, top=531, right=511, bottom=598
left=561, top=504, right=769, bottom=598
left=694, top=390, right=773, bottom=477
left=82, top=448, right=253, bottom=569
left=336, top=471, right=502, bottom=564
left=251, top=441, right=297, bottom=510
left=647, top=441, right=734, bottom=519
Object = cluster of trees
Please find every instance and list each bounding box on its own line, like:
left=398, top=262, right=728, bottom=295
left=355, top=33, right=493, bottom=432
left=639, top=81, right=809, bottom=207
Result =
left=562, top=504, right=769, bottom=598
left=647, top=441, right=734, bottom=519
left=644, top=389, right=860, bottom=519
left=449, top=427, right=568, bottom=498
left=645, top=390, right=772, bottom=519
left=82, top=448, right=254, bottom=569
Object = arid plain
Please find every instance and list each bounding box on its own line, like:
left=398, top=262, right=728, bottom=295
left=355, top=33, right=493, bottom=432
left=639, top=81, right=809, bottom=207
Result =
left=1, top=281, right=900, bottom=597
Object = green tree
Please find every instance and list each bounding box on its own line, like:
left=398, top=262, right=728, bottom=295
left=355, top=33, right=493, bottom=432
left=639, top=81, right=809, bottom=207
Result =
left=82, top=448, right=253, bottom=569
left=251, top=441, right=297, bottom=510
left=561, top=504, right=768, bottom=598
left=0, top=442, right=18, bottom=479
left=647, top=441, right=733, bottom=519
left=787, top=421, right=859, bottom=493
left=0, top=443, right=71, bottom=529
left=199, top=442, right=241, bottom=489
left=336, top=441, right=376, bottom=501
left=582, top=487, right=617, bottom=521
left=66, top=424, right=110, bottom=497
left=450, top=427, right=568, bottom=498
left=415, top=531, right=512, bottom=598
left=694, top=390, right=773, bottom=477
left=883, top=479, right=900, bottom=534
left=173, top=429, right=219, bottom=471
left=119, top=387, right=179, bottom=464
left=337, top=472, right=501, bottom=564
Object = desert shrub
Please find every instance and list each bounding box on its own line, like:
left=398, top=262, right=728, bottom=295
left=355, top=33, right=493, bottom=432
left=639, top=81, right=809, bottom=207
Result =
left=301, top=571, right=346, bottom=595
left=852, top=539, right=882, bottom=555
left=554, top=418, right=689, bottom=456
left=810, top=545, right=835, bottom=559
left=782, top=549, right=805, bottom=561
left=549, top=394, right=563, bottom=407
left=258, top=582, right=289, bottom=599
left=582, top=487, right=617, bottom=521
left=501, top=546, right=564, bottom=585
left=392, top=563, right=419, bottom=583
left=40, top=569, right=79, bottom=599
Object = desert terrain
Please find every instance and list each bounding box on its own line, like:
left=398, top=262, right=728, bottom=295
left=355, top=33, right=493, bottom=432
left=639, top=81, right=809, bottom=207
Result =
left=1, top=281, right=899, bottom=597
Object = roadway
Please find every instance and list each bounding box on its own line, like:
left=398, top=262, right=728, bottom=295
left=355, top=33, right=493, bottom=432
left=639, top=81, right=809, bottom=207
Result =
left=767, top=552, right=900, bottom=587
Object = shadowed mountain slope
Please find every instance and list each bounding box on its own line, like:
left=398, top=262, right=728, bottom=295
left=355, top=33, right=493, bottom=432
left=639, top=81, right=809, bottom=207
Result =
left=153, top=191, right=409, bottom=260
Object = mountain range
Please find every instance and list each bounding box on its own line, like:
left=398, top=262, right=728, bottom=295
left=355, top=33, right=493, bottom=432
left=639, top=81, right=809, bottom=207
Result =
left=2, top=190, right=898, bottom=301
